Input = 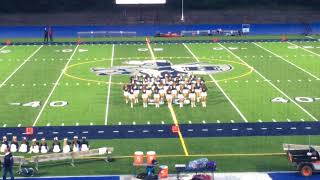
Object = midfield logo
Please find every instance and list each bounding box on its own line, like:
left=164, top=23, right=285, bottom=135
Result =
left=91, top=60, right=232, bottom=77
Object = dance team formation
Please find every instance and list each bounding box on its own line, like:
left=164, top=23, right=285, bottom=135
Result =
left=122, top=74, right=208, bottom=108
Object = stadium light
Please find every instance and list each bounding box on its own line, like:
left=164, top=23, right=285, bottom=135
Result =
left=181, top=0, right=184, bottom=22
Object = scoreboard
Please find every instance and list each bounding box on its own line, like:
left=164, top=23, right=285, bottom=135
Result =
left=116, top=0, right=166, bottom=4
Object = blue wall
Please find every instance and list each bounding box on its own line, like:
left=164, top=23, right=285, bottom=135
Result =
left=0, top=23, right=319, bottom=38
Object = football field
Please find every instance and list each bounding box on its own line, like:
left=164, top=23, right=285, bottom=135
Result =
left=1, top=39, right=320, bottom=173
left=0, top=40, right=319, bottom=127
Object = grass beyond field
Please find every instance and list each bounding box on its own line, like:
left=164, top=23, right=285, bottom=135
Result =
left=0, top=38, right=320, bottom=175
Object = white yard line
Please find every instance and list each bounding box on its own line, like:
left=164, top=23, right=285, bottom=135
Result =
left=183, top=43, right=248, bottom=123
left=306, top=36, right=314, bottom=39
left=33, top=45, right=80, bottom=126
left=0, top=45, right=43, bottom=89
left=253, top=42, right=320, bottom=80
left=218, top=43, right=318, bottom=121
left=0, top=45, right=7, bottom=51
left=104, top=44, right=115, bottom=125
left=288, top=41, right=320, bottom=58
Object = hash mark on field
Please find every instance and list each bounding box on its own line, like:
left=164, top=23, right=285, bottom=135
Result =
left=305, top=127, right=312, bottom=130
left=219, top=43, right=318, bottom=122
left=247, top=128, right=253, bottom=131
left=0, top=46, right=43, bottom=89
left=33, top=45, right=79, bottom=126
left=183, top=43, right=248, bottom=123
left=261, top=127, right=267, bottom=130
left=290, top=127, right=297, bottom=130
left=202, top=129, right=208, bottom=132
left=157, top=130, right=164, bottom=132
left=276, top=127, right=282, bottom=130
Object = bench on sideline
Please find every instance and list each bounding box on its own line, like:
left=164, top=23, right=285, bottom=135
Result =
left=0, top=155, right=25, bottom=170
left=29, top=147, right=114, bottom=171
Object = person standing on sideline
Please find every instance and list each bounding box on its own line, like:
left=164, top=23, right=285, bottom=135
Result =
left=2, top=148, right=14, bottom=180
left=48, top=27, right=53, bottom=42
left=44, top=27, right=48, bottom=42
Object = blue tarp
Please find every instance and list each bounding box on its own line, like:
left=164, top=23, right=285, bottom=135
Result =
left=0, top=23, right=319, bottom=38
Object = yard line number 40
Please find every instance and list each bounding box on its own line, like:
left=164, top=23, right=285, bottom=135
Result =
left=11, top=101, right=67, bottom=108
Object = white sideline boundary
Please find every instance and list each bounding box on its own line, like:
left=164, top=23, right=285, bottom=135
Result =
left=253, top=42, right=320, bottom=80
left=218, top=43, right=318, bottom=122
left=105, top=44, right=115, bottom=125
left=0, top=45, right=43, bottom=89
left=288, top=41, right=320, bottom=58
left=183, top=43, right=248, bottom=123
left=33, top=45, right=80, bottom=126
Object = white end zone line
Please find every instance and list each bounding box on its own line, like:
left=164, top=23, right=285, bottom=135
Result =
left=183, top=43, right=248, bottom=123
left=105, top=44, right=115, bottom=125
left=253, top=42, right=320, bottom=80
left=0, top=45, right=43, bottom=89
left=33, top=45, right=80, bottom=126
left=287, top=41, right=320, bottom=58
left=218, top=43, right=318, bottom=122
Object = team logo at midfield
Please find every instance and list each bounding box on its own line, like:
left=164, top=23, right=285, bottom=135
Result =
left=91, top=60, right=232, bottom=77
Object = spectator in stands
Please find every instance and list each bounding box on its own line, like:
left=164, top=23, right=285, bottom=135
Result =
left=1, top=136, right=9, bottom=153
left=72, top=136, right=80, bottom=152
left=40, top=138, right=48, bottom=154
left=43, top=27, right=48, bottom=42
left=18, top=137, right=29, bottom=153
left=29, top=139, right=39, bottom=154
left=9, top=136, right=18, bottom=153
left=63, top=138, right=71, bottom=153
left=52, top=137, right=61, bottom=153
left=48, top=27, right=53, bottom=42
left=80, top=137, right=89, bottom=151
left=2, top=148, right=14, bottom=180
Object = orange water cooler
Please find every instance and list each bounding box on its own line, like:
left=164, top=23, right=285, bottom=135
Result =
left=146, top=151, right=157, bottom=164
left=134, top=151, right=144, bottom=165
left=158, top=165, right=168, bottom=178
